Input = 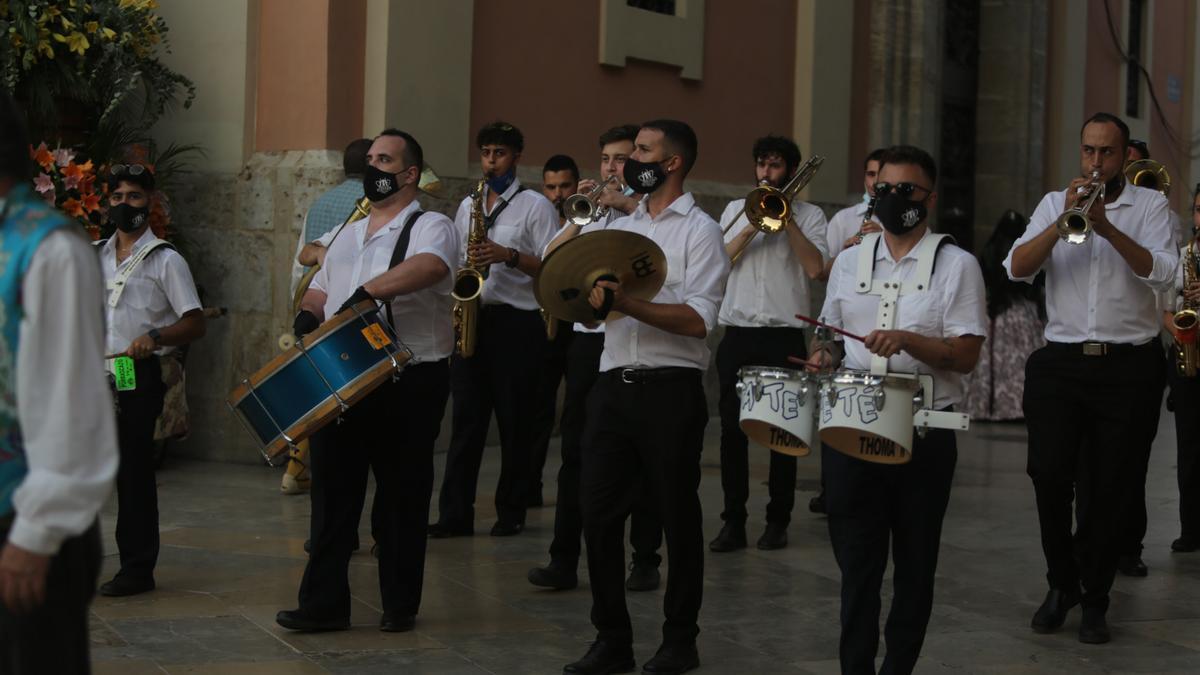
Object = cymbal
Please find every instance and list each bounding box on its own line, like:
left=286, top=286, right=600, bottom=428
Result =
left=536, top=230, right=667, bottom=323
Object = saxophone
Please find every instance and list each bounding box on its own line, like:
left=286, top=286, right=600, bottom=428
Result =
left=1174, top=239, right=1199, bottom=377
left=452, top=179, right=488, bottom=357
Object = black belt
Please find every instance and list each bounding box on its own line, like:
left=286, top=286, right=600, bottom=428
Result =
left=1044, top=340, right=1158, bottom=357
left=603, top=366, right=698, bottom=384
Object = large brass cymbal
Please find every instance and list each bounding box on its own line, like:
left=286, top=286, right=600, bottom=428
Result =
left=536, top=230, right=667, bottom=323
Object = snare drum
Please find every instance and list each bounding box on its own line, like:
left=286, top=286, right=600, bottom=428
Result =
left=818, top=370, right=923, bottom=465
left=736, top=366, right=819, bottom=457
left=227, top=301, right=411, bottom=462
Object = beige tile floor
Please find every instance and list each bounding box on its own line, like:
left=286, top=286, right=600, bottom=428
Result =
left=89, top=412, right=1200, bottom=673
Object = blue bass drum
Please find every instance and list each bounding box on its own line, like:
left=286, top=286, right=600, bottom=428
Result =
left=227, top=301, right=411, bottom=462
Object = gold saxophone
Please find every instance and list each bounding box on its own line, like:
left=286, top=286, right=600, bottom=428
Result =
left=452, top=179, right=488, bottom=357
left=1174, top=239, right=1199, bottom=377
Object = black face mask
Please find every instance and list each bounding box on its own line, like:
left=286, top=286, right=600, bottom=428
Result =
left=875, top=192, right=928, bottom=235
left=363, top=164, right=406, bottom=202
left=623, top=158, right=669, bottom=194
left=109, top=203, right=150, bottom=233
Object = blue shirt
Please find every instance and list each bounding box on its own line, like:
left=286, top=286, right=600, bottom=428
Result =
left=304, top=179, right=364, bottom=242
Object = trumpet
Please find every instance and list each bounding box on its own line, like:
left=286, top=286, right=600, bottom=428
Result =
left=1055, top=170, right=1104, bottom=245
left=723, top=155, right=824, bottom=263
left=562, top=176, right=619, bottom=226
left=1175, top=240, right=1199, bottom=377
left=1124, top=158, right=1171, bottom=196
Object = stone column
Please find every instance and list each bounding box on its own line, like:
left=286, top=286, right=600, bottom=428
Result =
left=866, top=0, right=944, bottom=153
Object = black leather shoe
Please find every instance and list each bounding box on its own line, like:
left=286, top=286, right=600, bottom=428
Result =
left=1117, top=554, right=1148, bottom=577
left=708, top=522, right=746, bottom=552
left=1078, top=606, right=1111, bottom=644
left=379, top=612, right=415, bottom=632
left=490, top=521, right=525, bottom=537
left=275, top=609, right=350, bottom=632
left=563, top=640, right=635, bottom=674
left=756, top=523, right=788, bottom=550
left=808, top=492, right=827, bottom=515
left=1172, top=535, right=1200, bottom=552
left=428, top=521, right=472, bottom=538
left=642, top=643, right=699, bottom=674
left=99, top=575, right=155, bottom=597
left=626, top=561, right=660, bottom=592
left=1030, top=588, right=1081, bottom=634
left=529, top=560, right=578, bottom=590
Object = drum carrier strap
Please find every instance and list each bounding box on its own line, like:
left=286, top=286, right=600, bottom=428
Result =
left=381, top=209, right=425, bottom=330
left=103, top=238, right=175, bottom=309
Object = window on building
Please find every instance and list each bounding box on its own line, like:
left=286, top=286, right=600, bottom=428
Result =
left=1125, top=0, right=1144, bottom=118
left=627, top=0, right=677, bottom=16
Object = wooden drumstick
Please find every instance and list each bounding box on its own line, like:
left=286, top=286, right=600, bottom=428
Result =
left=793, top=313, right=866, bottom=343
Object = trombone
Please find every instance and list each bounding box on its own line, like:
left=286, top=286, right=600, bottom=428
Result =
left=1055, top=170, right=1104, bottom=245
left=1124, top=158, right=1171, bottom=196
left=722, top=155, right=824, bottom=263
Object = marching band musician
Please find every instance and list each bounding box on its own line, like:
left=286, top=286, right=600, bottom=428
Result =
left=276, top=129, right=459, bottom=634
left=530, top=125, right=664, bottom=593
left=806, top=145, right=986, bottom=674
left=710, top=135, right=827, bottom=553
left=1005, top=112, right=1176, bottom=644
left=98, top=165, right=206, bottom=598
left=825, top=148, right=886, bottom=262
left=1164, top=182, right=1200, bottom=555
left=431, top=121, right=559, bottom=538
left=561, top=119, right=729, bottom=675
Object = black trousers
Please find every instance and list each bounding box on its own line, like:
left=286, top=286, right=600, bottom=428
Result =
left=549, top=333, right=663, bottom=568
left=716, top=325, right=806, bottom=526
left=1168, top=351, right=1200, bottom=539
left=581, top=369, right=707, bottom=647
left=0, top=520, right=101, bottom=674
left=299, top=360, right=449, bottom=618
left=114, top=356, right=165, bottom=581
left=823, top=426, right=957, bottom=675
left=1024, top=341, right=1165, bottom=610
left=529, top=320, right=572, bottom=502
left=438, top=305, right=545, bottom=527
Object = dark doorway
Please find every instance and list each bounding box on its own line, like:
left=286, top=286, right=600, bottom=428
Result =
left=938, top=0, right=980, bottom=251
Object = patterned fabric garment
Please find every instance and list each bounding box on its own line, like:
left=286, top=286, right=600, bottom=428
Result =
left=962, top=298, right=1046, bottom=421
left=304, top=179, right=364, bottom=243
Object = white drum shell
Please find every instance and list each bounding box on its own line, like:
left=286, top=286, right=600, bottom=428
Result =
left=736, top=366, right=818, bottom=457
left=818, top=371, right=920, bottom=465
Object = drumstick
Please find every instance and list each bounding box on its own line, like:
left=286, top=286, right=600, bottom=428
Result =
left=793, top=313, right=866, bottom=343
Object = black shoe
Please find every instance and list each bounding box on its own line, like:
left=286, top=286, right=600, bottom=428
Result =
left=379, top=612, right=415, bottom=632
left=642, top=643, right=699, bottom=674
left=708, top=521, right=746, bottom=553
left=529, top=560, right=578, bottom=590
left=756, top=523, right=788, bottom=550
left=490, top=521, right=525, bottom=537
left=808, top=492, right=826, bottom=515
left=428, top=521, right=472, bottom=538
left=1172, top=535, right=1200, bottom=552
left=275, top=608, right=350, bottom=632
left=99, top=575, right=155, bottom=597
left=563, top=640, right=635, bottom=674
left=304, top=536, right=361, bottom=554
left=625, top=561, right=660, bottom=592
left=1030, top=588, right=1081, bottom=634
left=1078, top=606, right=1111, bottom=644
left=1117, top=554, right=1148, bottom=577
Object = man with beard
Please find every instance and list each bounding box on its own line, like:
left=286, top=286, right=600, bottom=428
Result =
left=1006, top=112, right=1175, bottom=644
left=431, top=121, right=559, bottom=538
left=276, top=129, right=459, bottom=633
left=710, top=135, right=827, bottom=554
left=558, top=119, right=729, bottom=675
left=97, top=165, right=206, bottom=598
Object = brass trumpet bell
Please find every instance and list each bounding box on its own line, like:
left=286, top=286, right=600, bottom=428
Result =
left=1124, top=159, right=1171, bottom=197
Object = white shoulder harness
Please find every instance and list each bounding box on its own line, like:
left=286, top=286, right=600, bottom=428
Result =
left=103, top=238, right=174, bottom=309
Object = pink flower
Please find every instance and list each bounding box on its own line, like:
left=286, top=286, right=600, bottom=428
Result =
left=33, top=173, right=55, bottom=194
left=63, top=172, right=81, bottom=190
left=41, top=188, right=56, bottom=205
left=53, top=147, right=76, bottom=167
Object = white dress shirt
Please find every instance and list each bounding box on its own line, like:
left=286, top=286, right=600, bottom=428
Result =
left=454, top=178, right=559, bottom=311
left=12, top=229, right=118, bottom=554
left=290, top=223, right=343, bottom=297
left=718, top=197, right=828, bottom=326
left=311, top=200, right=459, bottom=362
left=600, top=193, right=731, bottom=372
left=100, top=229, right=202, bottom=355
left=820, top=230, right=988, bottom=409
left=1002, top=183, right=1177, bottom=344
left=826, top=198, right=880, bottom=259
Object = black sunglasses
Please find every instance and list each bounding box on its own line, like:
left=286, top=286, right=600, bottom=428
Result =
left=874, top=181, right=932, bottom=199
left=109, top=164, right=148, bottom=177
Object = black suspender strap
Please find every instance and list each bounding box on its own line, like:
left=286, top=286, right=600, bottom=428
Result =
left=483, top=185, right=526, bottom=230
left=383, top=209, right=424, bottom=329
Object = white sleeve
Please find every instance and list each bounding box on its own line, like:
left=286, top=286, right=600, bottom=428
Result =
left=718, top=201, right=740, bottom=243
left=682, top=219, right=732, bottom=332
left=941, top=253, right=989, bottom=339
left=524, top=195, right=561, bottom=256
left=409, top=213, right=459, bottom=295
left=315, top=224, right=342, bottom=247
left=819, top=252, right=847, bottom=343
left=159, top=251, right=203, bottom=317
left=1138, top=193, right=1180, bottom=290
left=453, top=198, right=470, bottom=267
left=1003, top=192, right=1058, bottom=283
left=10, top=229, right=118, bottom=555
left=798, top=204, right=829, bottom=260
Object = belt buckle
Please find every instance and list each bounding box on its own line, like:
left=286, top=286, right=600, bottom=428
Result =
left=1082, top=342, right=1107, bottom=357
left=620, top=368, right=638, bottom=384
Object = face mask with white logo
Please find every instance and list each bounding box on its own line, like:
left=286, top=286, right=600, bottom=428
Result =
left=622, top=158, right=670, bottom=194
left=363, top=164, right=404, bottom=202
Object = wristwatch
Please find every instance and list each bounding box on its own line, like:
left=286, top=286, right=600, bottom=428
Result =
left=148, top=328, right=162, bottom=344
left=505, top=247, right=520, bottom=268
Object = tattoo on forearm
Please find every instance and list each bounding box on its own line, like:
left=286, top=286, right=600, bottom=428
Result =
left=937, top=337, right=955, bottom=369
